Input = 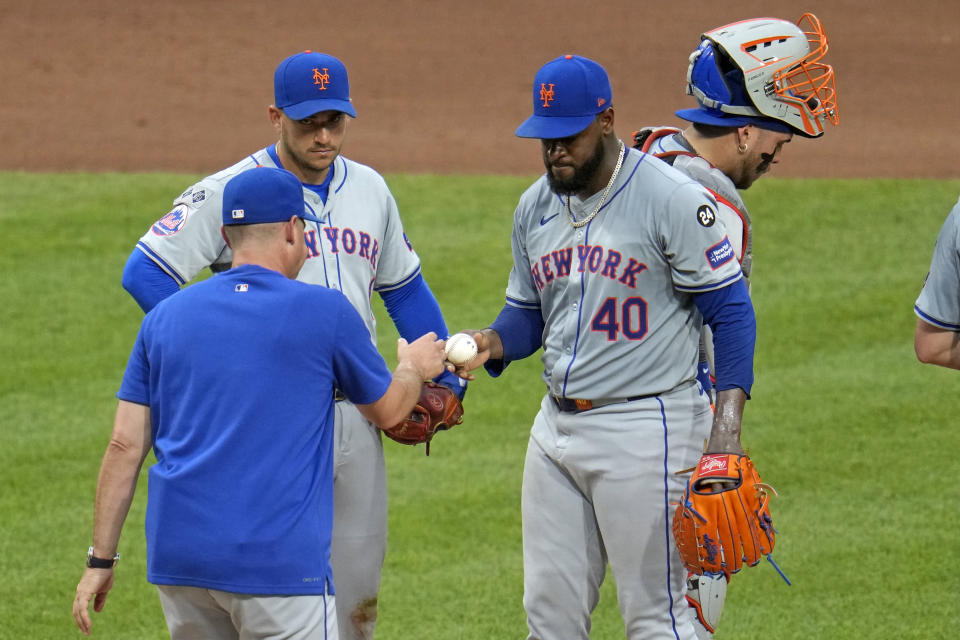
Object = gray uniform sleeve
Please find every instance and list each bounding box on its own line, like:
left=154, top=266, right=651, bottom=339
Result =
left=135, top=180, right=232, bottom=284
left=371, top=179, right=423, bottom=292
left=660, top=183, right=742, bottom=292
left=915, top=198, right=960, bottom=330
left=505, top=204, right=541, bottom=308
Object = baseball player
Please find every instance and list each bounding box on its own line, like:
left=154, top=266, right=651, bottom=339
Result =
left=120, top=51, right=464, bottom=640
left=915, top=195, right=960, bottom=369
left=74, top=166, right=448, bottom=639
left=632, top=14, right=839, bottom=637
left=451, top=54, right=757, bottom=639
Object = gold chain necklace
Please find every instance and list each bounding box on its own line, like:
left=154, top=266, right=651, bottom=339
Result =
left=566, top=140, right=625, bottom=228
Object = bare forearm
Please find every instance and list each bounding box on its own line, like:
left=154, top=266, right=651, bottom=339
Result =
left=915, top=318, right=960, bottom=370
left=359, top=362, right=426, bottom=428
left=706, top=388, right=747, bottom=454
left=91, top=401, right=152, bottom=556
left=91, top=443, right=145, bottom=556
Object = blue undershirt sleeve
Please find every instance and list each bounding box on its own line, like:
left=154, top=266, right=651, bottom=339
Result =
left=484, top=302, right=544, bottom=377
left=121, top=248, right=181, bottom=313
left=693, top=278, right=756, bottom=396
left=379, top=274, right=467, bottom=398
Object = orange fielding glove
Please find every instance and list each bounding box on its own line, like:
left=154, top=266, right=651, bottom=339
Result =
left=672, top=453, right=789, bottom=583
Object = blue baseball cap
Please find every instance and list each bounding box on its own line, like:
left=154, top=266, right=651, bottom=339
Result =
left=222, top=167, right=323, bottom=226
left=515, top=54, right=613, bottom=139
left=274, top=51, right=357, bottom=120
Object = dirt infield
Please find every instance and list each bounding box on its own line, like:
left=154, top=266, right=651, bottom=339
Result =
left=2, top=0, right=957, bottom=178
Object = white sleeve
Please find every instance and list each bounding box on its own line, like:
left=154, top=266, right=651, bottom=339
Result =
left=135, top=180, right=231, bottom=284
left=371, top=180, right=422, bottom=291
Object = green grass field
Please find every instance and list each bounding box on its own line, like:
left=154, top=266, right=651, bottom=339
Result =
left=1, top=172, right=958, bottom=639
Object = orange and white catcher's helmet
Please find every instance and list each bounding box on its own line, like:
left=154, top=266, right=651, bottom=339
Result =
left=678, top=13, right=838, bottom=138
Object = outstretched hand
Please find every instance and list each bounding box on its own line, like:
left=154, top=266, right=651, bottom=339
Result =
left=447, top=330, right=499, bottom=381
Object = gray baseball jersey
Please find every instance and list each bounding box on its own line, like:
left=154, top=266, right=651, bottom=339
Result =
left=514, top=143, right=746, bottom=640
left=505, top=145, right=743, bottom=399
left=134, top=146, right=421, bottom=640
left=136, top=146, right=421, bottom=342
left=640, top=127, right=751, bottom=278
left=916, top=196, right=960, bottom=330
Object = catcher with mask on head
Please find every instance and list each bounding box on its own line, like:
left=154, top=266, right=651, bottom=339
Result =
left=633, top=13, right=839, bottom=638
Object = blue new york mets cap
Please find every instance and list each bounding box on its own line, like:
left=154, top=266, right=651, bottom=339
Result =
left=274, top=51, right=357, bottom=120
left=222, top=167, right=323, bottom=226
left=515, top=54, right=613, bottom=139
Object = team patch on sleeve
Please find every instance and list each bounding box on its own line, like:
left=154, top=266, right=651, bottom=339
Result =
left=705, top=237, right=735, bottom=270
left=151, top=204, right=189, bottom=236
left=696, top=204, right=716, bottom=227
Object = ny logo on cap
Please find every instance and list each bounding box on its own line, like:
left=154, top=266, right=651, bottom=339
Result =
left=231, top=209, right=245, bottom=219
left=539, top=83, right=555, bottom=107
left=313, top=67, right=330, bottom=90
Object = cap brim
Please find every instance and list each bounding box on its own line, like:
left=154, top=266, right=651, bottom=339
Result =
left=674, top=108, right=748, bottom=128
left=283, top=99, right=357, bottom=120
left=515, top=114, right=596, bottom=139
left=300, top=211, right=324, bottom=224
left=675, top=108, right=801, bottom=136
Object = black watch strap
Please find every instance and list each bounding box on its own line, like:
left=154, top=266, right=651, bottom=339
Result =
left=87, top=546, right=120, bottom=569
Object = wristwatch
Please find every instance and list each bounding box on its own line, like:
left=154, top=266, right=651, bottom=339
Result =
left=86, top=546, right=120, bottom=569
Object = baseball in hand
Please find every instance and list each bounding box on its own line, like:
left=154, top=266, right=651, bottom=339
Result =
left=444, top=333, right=478, bottom=365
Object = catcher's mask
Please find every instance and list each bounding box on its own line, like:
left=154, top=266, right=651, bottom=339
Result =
left=677, top=13, right=838, bottom=138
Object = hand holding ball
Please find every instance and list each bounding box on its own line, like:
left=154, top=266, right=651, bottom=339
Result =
left=445, top=333, right=478, bottom=366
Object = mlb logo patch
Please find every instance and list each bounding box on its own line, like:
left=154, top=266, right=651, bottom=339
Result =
left=705, top=237, right=734, bottom=270
left=232, top=209, right=245, bottom=219
left=151, top=205, right=189, bottom=237
left=235, top=283, right=248, bottom=293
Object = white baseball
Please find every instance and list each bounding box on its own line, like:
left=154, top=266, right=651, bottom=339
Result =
left=445, top=333, right=478, bottom=365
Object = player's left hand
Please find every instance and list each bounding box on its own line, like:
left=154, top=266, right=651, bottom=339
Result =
left=73, top=568, right=115, bottom=635
left=672, top=453, right=787, bottom=583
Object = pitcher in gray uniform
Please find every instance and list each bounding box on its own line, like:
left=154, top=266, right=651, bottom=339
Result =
left=632, top=14, right=840, bottom=637
left=451, top=54, right=757, bottom=639
left=915, top=195, right=960, bottom=369
left=120, top=51, right=465, bottom=640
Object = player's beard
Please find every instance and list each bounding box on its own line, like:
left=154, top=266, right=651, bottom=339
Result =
left=545, top=137, right=606, bottom=196
left=282, top=139, right=337, bottom=180
left=276, top=122, right=340, bottom=184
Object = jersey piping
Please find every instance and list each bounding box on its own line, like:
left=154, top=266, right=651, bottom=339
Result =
left=136, top=242, right=186, bottom=285
left=561, top=150, right=648, bottom=396
left=915, top=305, right=960, bottom=330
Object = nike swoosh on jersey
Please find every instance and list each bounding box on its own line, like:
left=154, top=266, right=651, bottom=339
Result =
left=540, top=213, right=560, bottom=226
